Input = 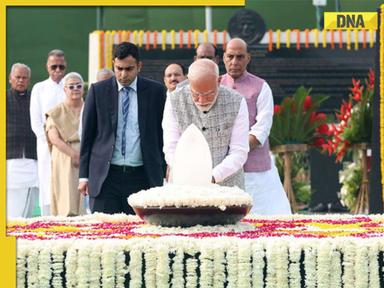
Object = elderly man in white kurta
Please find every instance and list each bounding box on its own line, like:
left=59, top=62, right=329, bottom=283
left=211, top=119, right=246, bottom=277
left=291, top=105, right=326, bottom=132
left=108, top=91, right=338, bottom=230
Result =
left=7, top=63, right=39, bottom=218
left=221, top=38, right=291, bottom=215
left=162, top=59, right=249, bottom=188
left=30, top=49, right=66, bottom=215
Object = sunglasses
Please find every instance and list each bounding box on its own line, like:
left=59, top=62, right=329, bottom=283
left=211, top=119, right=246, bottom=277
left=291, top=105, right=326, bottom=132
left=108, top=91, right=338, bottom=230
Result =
left=50, top=64, right=66, bottom=70
left=66, top=84, right=83, bottom=90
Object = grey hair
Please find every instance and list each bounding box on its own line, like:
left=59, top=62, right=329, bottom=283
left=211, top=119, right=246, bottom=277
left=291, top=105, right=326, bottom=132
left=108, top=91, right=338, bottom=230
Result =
left=96, top=68, right=114, bottom=80
left=47, top=49, right=65, bottom=58
left=63, top=72, right=84, bottom=85
left=188, top=59, right=219, bottom=81
left=10, top=63, right=31, bottom=78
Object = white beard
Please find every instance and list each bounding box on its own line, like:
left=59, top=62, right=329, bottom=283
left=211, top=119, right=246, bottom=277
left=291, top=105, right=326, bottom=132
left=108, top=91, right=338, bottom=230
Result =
left=194, top=94, right=218, bottom=112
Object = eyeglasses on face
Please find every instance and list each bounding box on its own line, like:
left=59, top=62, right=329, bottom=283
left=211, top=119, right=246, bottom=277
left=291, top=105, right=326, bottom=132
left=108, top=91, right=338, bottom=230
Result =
left=190, top=89, right=217, bottom=98
left=50, top=64, right=66, bottom=71
left=66, top=84, right=83, bottom=90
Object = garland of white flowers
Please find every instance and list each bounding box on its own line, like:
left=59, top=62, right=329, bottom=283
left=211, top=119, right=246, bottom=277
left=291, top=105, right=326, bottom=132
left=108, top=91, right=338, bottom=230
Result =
left=304, top=245, right=317, bottom=288
left=16, top=237, right=384, bottom=287
left=213, top=246, right=226, bottom=287
left=238, top=241, right=252, bottom=288
left=88, top=242, right=101, bottom=286
left=51, top=243, right=66, bottom=288
left=27, top=243, right=39, bottom=287
left=288, top=241, right=302, bottom=288
left=13, top=214, right=384, bottom=287
left=330, top=247, right=342, bottom=288
left=16, top=245, right=27, bottom=288
left=252, top=242, right=265, bottom=287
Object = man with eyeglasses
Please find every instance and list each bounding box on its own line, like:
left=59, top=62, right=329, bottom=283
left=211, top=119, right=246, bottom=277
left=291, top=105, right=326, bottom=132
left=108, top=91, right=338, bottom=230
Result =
left=30, top=49, right=66, bottom=216
left=163, top=58, right=249, bottom=188
left=7, top=63, right=39, bottom=218
left=78, top=42, right=166, bottom=215
left=220, top=38, right=291, bottom=215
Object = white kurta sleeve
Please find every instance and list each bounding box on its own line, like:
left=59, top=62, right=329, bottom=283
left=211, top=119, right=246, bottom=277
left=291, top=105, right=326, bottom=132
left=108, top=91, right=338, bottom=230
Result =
left=30, top=84, right=45, bottom=139
left=212, top=98, right=250, bottom=183
left=249, top=82, right=274, bottom=146
left=162, top=96, right=181, bottom=167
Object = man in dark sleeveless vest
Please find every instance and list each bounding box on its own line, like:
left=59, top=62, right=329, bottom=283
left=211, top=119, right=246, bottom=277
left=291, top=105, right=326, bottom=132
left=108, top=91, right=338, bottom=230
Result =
left=162, top=59, right=249, bottom=189
left=7, top=63, right=38, bottom=218
left=221, top=38, right=291, bottom=215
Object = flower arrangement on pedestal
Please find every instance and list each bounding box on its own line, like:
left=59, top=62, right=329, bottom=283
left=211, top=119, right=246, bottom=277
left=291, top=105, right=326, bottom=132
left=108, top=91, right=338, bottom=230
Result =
left=322, top=70, right=374, bottom=213
left=339, top=161, right=362, bottom=210
left=270, top=86, right=329, bottom=147
left=270, top=86, right=329, bottom=210
left=322, top=69, right=374, bottom=161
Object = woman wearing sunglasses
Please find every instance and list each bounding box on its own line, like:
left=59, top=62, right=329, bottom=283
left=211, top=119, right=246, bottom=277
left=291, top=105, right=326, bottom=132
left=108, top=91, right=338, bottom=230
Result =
left=45, top=72, right=85, bottom=216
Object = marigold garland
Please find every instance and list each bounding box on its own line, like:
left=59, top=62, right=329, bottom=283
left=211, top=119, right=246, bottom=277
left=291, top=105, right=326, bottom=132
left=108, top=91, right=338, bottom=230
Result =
left=94, top=28, right=376, bottom=70
left=138, top=30, right=144, bottom=48
left=99, top=31, right=104, bottom=69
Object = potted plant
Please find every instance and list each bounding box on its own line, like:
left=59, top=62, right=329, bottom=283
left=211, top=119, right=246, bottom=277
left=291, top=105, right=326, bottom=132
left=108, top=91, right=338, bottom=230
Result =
left=270, top=86, right=329, bottom=211
left=270, top=86, right=329, bottom=148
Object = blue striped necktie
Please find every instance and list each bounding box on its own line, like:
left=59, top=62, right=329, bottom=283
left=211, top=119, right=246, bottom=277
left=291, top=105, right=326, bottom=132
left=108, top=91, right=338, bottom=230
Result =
left=121, top=86, right=131, bottom=156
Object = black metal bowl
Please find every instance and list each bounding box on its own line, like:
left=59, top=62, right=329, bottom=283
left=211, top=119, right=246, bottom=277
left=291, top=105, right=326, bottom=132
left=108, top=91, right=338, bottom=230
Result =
left=132, top=205, right=251, bottom=227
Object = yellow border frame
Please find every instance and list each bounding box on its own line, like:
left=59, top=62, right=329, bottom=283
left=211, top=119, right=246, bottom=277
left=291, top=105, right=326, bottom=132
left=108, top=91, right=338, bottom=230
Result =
left=0, top=1, right=244, bottom=287
left=381, top=5, right=384, bottom=202
left=0, top=2, right=16, bottom=288
left=4, top=0, right=244, bottom=5
left=5, top=3, right=383, bottom=288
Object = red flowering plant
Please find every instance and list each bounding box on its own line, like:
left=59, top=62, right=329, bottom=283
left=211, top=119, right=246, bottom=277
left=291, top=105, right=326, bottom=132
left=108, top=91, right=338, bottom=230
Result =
left=322, top=69, right=374, bottom=161
left=269, top=86, right=329, bottom=147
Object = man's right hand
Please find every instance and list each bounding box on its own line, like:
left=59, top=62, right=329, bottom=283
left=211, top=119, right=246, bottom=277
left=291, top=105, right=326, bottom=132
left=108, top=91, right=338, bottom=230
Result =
left=78, top=181, right=89, bottom=196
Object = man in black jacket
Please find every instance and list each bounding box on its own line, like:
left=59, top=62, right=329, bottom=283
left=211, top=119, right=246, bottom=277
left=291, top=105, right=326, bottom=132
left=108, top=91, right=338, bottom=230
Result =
left=78, top=42, right=166, bottom=214
left=7, top=63, right=38, bottom=218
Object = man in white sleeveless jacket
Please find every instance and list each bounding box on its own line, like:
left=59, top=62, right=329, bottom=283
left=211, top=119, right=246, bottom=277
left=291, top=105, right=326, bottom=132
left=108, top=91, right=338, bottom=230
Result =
left=162, top=59, right=249, bottom=188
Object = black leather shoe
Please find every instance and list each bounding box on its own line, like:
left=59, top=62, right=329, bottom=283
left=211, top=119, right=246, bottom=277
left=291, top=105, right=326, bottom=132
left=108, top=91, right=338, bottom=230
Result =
left=309, top=203, right=328, bottom=213
left=328, top=201, right=349, bottom=213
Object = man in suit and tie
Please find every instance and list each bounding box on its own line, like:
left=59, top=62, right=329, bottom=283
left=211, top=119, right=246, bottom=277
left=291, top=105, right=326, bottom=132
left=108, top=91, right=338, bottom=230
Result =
left=78, top=42, right=166, bottom=214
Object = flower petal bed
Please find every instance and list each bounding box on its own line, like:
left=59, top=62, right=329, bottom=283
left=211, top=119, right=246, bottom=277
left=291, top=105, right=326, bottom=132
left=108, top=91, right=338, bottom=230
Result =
left=8, top=213, right=384, bottom=287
